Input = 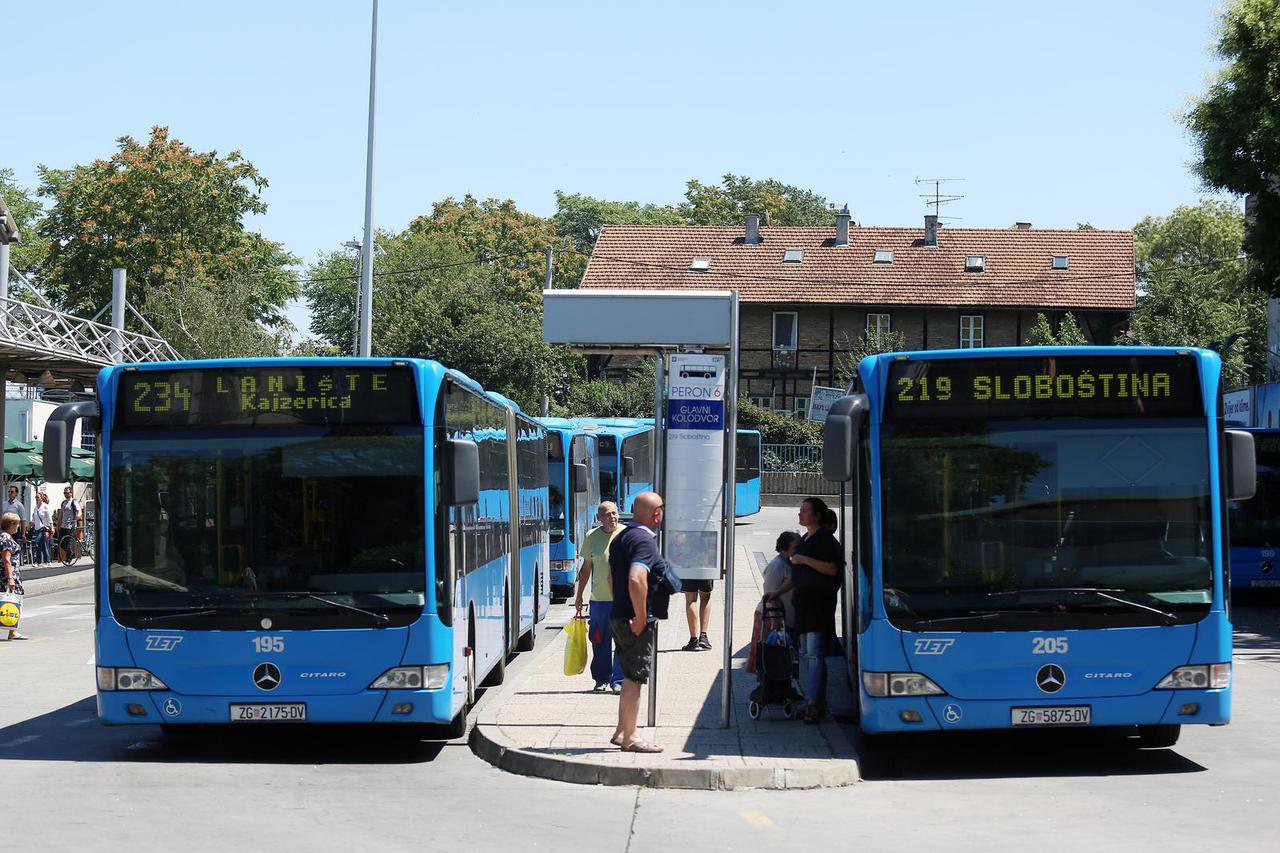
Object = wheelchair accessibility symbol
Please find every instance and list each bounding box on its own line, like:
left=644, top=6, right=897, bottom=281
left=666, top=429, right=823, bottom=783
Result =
left=942, top=703, right=963, bottom=724
left=162, top=698, right=182, bottom=717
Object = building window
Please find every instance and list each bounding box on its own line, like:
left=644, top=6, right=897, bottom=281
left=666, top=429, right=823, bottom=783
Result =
left=772, top=311, right=798, bottom=351
left=793, top=397, right=810, bottom=419
left=782, top=249, right=804, bottom=263
left=866, top=313, right=892, bottom=335
left=1052, top=255, right=1069, bottom=269
left=79, top=429, right=97, bottom=451
left=749, top=394, right=774, bottom=410
left=873, top=249, right=894, bottom=264
left=689, top=257, right=710, bottom=271
left=960, top=315, right=984, bottom=348
left=965, top=255, right=986, bottom=272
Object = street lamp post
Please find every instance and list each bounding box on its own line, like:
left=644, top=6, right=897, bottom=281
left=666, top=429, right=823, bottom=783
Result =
left=343, top=240, right=362, bottom=356
left=357, top=0, right=379, bottom=358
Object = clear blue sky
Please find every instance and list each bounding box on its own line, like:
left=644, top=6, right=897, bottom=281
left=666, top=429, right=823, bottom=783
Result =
left=6, top=0, right=1231, bottom=335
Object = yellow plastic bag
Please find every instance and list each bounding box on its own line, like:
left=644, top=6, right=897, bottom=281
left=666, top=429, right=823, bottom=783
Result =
left=563, top=616, right=588, bottom=676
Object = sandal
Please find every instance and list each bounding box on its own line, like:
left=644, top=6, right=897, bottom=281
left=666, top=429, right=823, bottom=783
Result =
left=620, top=740, right=664, bottom=753
left=8, top=633, right=29, bottom=641
left=610, top=734, right=624, bottom=746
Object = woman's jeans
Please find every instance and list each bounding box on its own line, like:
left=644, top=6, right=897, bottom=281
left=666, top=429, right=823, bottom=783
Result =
left=800, top=631, right=827, bottom=707
left=32, top=530, right=50, bottom=564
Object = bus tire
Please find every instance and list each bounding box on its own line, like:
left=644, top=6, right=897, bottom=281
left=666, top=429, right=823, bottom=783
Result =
left=483, top=649, right=506, bottom=687
left=517, top=624, right=536, bottom=652
left=1136, top=724, right=1180, bottom=748
left=443, top=702, right=468, bottom=739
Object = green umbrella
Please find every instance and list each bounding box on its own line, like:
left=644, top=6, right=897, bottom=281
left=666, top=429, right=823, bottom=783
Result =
left=4, top=437, right=35, bottom=452
left=2, top=452, right=43, bottom=480
left=69, top=455, right=95, bottom=481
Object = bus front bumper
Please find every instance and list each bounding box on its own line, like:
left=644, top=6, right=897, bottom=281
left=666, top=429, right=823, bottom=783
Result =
left=859, top=689, right=1230, bottom=733
left=97, top=688, right=456, bottom=726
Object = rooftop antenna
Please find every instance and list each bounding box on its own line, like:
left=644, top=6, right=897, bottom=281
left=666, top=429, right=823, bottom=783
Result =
left=915, top=177, right=965, bottom=222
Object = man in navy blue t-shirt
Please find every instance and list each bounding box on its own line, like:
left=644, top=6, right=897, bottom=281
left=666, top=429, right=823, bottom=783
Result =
left=606, top=491, right=666, bottom=753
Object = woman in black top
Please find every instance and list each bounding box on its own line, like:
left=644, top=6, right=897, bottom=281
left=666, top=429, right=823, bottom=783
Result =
left=789, top=498, right=843, bottom=723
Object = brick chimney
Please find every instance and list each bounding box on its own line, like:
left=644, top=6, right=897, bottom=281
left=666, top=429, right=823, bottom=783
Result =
left=745, top=213, right=760, bottom=245
left=924, top=214, right=939, bottom=247
left=835, top=212, right=851, bottom=247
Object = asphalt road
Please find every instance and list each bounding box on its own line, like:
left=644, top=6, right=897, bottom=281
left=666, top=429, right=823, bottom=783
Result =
left=3, top=506, right=1279, bottom=852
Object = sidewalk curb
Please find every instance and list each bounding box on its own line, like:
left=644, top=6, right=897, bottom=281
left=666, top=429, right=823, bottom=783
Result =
left=468, top=620, right=861, bottom=791
left=21, top=567, right=94, bottom=598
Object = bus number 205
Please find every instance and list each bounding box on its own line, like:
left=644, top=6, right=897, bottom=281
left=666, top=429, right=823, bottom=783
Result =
left=1031, top=636, right=1068, bottom=655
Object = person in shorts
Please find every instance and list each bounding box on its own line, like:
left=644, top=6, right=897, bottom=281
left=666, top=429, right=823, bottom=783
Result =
left=607, top=491, right=666, bottom=754
left=681, top=577, right=715, bottom=651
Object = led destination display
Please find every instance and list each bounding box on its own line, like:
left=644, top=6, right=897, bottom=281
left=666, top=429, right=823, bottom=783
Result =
left=885, top=355, right=1204, bottom=420
left=117, top=366, right=420, bottom=427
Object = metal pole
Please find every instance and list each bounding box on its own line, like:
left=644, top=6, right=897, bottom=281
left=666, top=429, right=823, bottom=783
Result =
left=0, top=362, right=8, bottom=485
left=648, top=352, right=665, bottom=729
left=110, top=268, right=127, bottom=362
left=357, top=0, right=379, bottom=358
left=544, top=246, right=554, bottom=290
left=0, top=242, right=10, bottom=304
left=720, top=292, right=739, bottom=727
left=352, top=250, right=362, bottom=357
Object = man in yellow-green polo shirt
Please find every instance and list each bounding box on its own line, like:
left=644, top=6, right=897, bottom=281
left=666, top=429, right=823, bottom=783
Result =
left=574, top=501, right=624, bottom=692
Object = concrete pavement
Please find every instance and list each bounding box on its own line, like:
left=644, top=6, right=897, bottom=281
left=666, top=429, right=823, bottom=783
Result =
left=471, top=538, right=860, bottom=790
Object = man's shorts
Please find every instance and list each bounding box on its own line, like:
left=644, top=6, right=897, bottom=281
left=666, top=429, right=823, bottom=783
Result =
left=609, top=618, right=656, bottom=684
left=683, top=579, right=714, bottom=594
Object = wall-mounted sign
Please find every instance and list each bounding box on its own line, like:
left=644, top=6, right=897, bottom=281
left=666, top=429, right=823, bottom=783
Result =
left=807, top=386, right=846, bottom=422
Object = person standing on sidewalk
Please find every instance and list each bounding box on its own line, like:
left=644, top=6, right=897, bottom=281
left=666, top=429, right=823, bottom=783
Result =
left=608, top=491, right=666, bottom=753
left=574, top=501, right=625, bottom=693
left=681, top=577, right=715, bottom=652
left=2, top=511, right=29, bottom=640
left=30, top=492, right=52, bottom=565
left=58, top=486, right=80, bottom=560
left=3, top=485, right=26, bottom=544
left=789, top=497, right=843, bottom=725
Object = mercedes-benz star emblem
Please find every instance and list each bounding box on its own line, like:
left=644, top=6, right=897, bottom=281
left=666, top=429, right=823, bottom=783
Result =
left=253, top=662, right=282, bottom=691
left=1036, top=664, right=1066, bottom=694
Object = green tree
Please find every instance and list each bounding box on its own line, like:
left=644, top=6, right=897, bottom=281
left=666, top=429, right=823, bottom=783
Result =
left=146, top=275, right=287, bottom=359
left=36, top=126, right=297, bottom=328
left=0, top=169, right=46, bottom=278
left=836, top=328, right=907, bottom=389
left=679, top=174, right=833, bottom=226
left=305, top=229, right=578, bottom=410
left=552, top=371, right=655, bottom=418
left=552, top=191, right=683, bottom=253
left=736, top=397, right=823, bottom=445
left=1026, top=312, right=1089, bottom=346
left=405, top=195, right=585, bottom=298
left=1127, top=202, right=1265, bottom=384
left=1185, top=0, right=1280, bottom=293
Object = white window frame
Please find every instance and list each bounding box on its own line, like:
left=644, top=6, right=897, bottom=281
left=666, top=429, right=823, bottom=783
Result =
left=960, top=315, right=984, bottom=349
left=965, top=255, right=986, bottom=272
left=772, top=311, right=798, bottom=351
left=748, top=394, right=774, bottom=409
left=793, top=397, right=810, bottom=418
left=866, top=313, right=892, bottom=335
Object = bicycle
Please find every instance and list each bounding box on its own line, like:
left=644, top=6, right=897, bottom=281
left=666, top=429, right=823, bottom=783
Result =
left=57, top=530, right=80, bottom=566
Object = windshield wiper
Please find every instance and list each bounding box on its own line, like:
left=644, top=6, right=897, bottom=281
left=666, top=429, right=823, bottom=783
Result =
left=255, top=591, right=391, bottom=624
left=910, top=612, right=1002, bottom=629
left=140, top=609, right=219, bottom=626
left=989, top=587, right=1178, bottom=626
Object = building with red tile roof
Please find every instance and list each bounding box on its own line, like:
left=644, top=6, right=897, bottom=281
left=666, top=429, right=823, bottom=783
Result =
left=579, top=214, right=1135, bottom=415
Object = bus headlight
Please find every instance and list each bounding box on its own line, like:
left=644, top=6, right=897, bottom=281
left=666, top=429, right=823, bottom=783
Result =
left=97, top=667, right=168, bottom=691
left=1155, top=663, right=1230, bottom=690
left=370, top=665, right=448, bottom=690
left=551, top=560, right=575, bottom=574
left=863, top=672, right=945, bottom=697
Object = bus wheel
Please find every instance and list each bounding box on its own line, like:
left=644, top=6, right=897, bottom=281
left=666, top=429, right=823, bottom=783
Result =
left=1136, top=724, right=1181, bottom=748
left=444, top=701, right=468, bottom=739
left=517, top=625, right=536, bottom=652
left=482, top=647, right=506, bottom=687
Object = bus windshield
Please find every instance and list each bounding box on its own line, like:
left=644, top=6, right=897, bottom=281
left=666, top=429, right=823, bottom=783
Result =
left=880, top=418, right=1212, bottom=630
left=107, top=427, right=425, bottom=629
left=548, top=433, right=566, bottom=544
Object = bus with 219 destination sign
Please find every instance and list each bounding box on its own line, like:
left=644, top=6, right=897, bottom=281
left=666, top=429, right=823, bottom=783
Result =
left=43, top=359, right=549, bottom=737
left=822, top=347, right=1255, bottom=745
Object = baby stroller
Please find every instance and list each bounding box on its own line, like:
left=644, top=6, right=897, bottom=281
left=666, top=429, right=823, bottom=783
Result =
left=747, top=600, right=803, bottom=720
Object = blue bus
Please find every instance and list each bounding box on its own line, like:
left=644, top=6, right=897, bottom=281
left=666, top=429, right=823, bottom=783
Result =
left=578, top=418, right=654, bottom=515
left=44, top=359, right=549, bottom=737
left=734, top=428, right=762, bottom=517
left=822, top=347, right=1255, bottom=746
left=1228, top=428, right=1280, bottom=589
left=537, top=418, right=601, bottom=594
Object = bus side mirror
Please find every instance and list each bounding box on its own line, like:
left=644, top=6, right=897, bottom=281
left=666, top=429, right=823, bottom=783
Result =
left=1226, top=429, right=1256, bottom=502
left=823, top=394, right=868, bottom=482
left=447, top=439, right=480, bottom=505
left=43, top=400, right=100, bottom=482
left=573, top=463, right=590, bottom=494
left=622, top=456, right=635, bottom=477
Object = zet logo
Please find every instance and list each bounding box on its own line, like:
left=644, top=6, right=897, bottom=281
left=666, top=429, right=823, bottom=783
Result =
left=0, top=601, right=20, bottom=628
left=144, top=635, right=184, bottom=652
left=914, top=638, right=955, bottom=656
